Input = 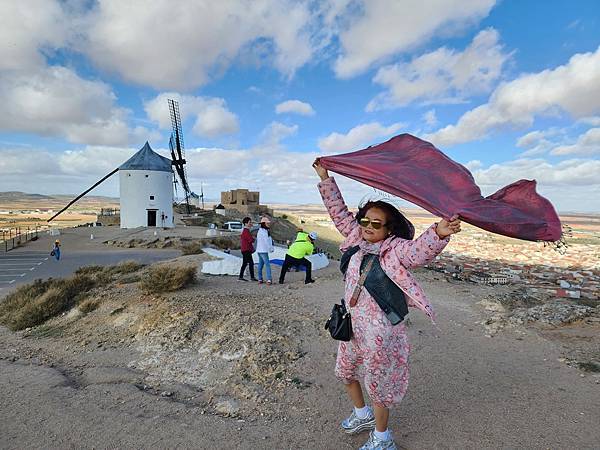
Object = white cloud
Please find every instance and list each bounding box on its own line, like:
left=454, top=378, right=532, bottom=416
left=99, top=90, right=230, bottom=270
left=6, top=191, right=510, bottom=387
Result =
left=578, top=116, right=600, bottom=126
left=422, top=109, right=439, bottom=127
left=0, top=146, right=128, bottom=196
left=0, top=2, right=155, bottom=146
left=516, top=130, right=547, bottom=149
left=464, top=160, right=483, bottom=171
left=82, top=0, right=315, bottom=90
left=334, top=0, right=496, bottom=78
left=318, top=122, right=405, bottom=152
left=469, top=158, right=600, bottom=212
left=551, top=128, right=600, bottom=156
left=275, top=100, right=316, bottom=116
left=0, top=66, right=149, bottom=146
left=472, top=158, right=600, bottom=187
left=144, top=93, right=239, bottom=139
left=260, top=122, right=299, bottom=145
left=515, top=130, right=557, bottom=157
left=367, top=29, right=510, bottom=110
left=0, top=0, right=69, bottom=72
left=58, top=146, right=137, bottom=176
left=427, top=46, right=600, bottom=146
left=193, top=104, right=239, bottom=139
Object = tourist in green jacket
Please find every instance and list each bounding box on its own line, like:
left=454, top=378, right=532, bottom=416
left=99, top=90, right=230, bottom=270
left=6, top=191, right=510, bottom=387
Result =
left=278, top=231, right=317, bottom=284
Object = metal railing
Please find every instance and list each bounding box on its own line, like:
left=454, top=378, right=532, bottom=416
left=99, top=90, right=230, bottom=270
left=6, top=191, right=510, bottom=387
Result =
left=1, top=226, right=39, bottom=252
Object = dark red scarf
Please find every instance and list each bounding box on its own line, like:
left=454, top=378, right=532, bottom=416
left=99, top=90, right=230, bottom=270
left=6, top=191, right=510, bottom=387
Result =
left=318, top=134, right=561, bottom=242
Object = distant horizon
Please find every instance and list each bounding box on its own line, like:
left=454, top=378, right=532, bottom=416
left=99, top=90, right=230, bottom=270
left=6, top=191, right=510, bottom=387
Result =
left=1, top=190, right=598, bottom=216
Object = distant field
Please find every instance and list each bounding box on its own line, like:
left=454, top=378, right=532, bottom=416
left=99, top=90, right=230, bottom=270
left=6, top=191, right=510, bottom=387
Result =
left=0, top=192, right=118, bottom=233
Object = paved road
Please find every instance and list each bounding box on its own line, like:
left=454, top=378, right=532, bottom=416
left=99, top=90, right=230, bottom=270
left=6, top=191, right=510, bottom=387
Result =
left=0, top=235, right=180, bottom=297
left=0, top=252, right=51, bottom=293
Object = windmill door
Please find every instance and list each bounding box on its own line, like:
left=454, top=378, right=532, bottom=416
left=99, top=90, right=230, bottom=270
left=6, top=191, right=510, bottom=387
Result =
left=147, top=210, right=157, bottom=227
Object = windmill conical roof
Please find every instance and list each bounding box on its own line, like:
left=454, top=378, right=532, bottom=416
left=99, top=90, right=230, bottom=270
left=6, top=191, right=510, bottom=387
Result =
left=119, top=142, right=172, bottom=172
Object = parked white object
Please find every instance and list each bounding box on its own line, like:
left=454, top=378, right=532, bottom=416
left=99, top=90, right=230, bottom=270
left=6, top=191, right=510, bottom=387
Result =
left=201, top=247, right=329, bottom=276
left=222, top=221, right=243, bottom=232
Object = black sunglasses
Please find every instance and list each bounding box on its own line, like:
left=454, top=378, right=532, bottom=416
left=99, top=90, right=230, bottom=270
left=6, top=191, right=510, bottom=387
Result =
left=358, top=217, right=387, bottom=230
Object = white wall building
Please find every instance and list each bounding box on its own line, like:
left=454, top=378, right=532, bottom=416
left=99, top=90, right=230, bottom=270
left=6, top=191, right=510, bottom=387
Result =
left=119, top=142, right=174, bottom=228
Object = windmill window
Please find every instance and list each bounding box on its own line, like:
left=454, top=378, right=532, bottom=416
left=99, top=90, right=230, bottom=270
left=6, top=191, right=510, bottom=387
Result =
left=145, top=174, right=149, bottom=178
left=150, top=195, right=155, bottom=200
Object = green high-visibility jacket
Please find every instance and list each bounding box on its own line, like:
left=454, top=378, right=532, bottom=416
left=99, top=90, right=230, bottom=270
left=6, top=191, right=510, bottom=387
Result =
left=287, top=232, right=314, bottom=259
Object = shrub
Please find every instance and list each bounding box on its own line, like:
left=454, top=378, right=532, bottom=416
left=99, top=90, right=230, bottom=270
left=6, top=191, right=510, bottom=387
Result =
left=120, top=274, right=141, bottom=284
left=75, top=265, right=104, bottom=275
left=78, top=298, right=100, bottom=314
left=139, top=265, right=196, bottom=294
left=180, top=241, right=204, bottom=255
left=0, top=260, right=146, bottom=331
left=106, top=260, right=145, bottom=275
left=206, top=236, right=239, bottom=250
left=0, top=274, right=96, bottom=331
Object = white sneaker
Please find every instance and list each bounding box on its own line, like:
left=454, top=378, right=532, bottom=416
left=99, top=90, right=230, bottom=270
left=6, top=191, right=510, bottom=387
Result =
left=359, top=430, right=397, bottom=450
left=341, top=407, right=375, bottom=434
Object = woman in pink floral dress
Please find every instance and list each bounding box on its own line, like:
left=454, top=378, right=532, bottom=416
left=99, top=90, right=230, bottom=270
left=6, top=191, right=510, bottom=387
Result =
left=314, top=161, right=462, bottom=450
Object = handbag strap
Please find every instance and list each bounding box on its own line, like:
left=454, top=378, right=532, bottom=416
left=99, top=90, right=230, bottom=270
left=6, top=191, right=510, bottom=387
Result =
left=349, top=256, right=375, bottom=307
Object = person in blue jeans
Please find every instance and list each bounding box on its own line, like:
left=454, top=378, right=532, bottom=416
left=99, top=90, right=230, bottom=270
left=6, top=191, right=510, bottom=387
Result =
left=51, top=240, right=61, bottom=261
left=255, top=217, right=274, bottom=284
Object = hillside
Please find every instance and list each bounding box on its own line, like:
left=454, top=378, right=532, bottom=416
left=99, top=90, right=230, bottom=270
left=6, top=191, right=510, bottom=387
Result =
left=0, top=191, right=118, bottom=210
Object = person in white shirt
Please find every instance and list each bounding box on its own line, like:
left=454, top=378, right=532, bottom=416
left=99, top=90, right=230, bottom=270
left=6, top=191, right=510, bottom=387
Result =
left=255, top=216, right=274, bottom=284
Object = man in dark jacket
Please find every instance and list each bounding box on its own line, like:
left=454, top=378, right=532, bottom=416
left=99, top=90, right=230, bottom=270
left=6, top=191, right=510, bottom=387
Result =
left=239, top=217, right=257, bottom=281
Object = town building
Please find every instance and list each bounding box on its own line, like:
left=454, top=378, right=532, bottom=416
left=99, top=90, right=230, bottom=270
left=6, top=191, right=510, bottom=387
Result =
left=219, top=189, right=272, bottom=216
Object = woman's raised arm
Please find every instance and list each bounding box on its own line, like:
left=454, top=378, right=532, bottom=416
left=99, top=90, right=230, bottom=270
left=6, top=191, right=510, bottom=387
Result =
left=314, top=159, right=358, bottom=238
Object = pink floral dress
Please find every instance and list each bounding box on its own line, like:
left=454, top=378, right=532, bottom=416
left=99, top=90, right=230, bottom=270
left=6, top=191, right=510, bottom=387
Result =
left=318, top=177, right=449, bottom=408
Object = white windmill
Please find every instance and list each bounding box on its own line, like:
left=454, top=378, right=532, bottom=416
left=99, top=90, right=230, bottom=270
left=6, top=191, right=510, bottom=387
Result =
left=49, top=99, right=202, bottom=228
left=118, top=142, right=174, bottom=228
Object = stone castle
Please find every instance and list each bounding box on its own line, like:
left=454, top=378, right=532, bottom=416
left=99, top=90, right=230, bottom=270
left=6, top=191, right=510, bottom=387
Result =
left=219, top=189, right=272, bottom=216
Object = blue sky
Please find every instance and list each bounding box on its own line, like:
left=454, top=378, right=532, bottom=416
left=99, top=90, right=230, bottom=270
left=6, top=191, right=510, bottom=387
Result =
left=1, top=0, right=599, bottom=212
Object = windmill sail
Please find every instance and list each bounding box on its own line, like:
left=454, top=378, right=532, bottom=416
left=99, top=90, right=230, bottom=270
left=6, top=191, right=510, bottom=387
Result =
left=47, top=168, right=119, bottom=222
left=168, top=98, right=192, bottom=213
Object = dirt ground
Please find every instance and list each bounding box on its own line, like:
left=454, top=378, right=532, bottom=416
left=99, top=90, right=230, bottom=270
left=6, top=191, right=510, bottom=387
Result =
left=1, top=255, right=600, bottom=449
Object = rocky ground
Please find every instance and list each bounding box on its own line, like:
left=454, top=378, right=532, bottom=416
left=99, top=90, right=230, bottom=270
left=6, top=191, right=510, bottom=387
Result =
left=1, top=255, right=599, bottom=449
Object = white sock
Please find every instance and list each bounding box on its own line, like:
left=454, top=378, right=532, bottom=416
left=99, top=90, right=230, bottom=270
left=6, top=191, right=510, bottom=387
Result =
left=354, top=405, right=370, bottom=419
left=374, top=429, right=391, bottom=441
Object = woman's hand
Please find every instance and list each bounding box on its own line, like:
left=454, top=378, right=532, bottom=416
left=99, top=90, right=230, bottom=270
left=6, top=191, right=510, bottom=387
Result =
left=436, top=214, right=462, bottom=239
left=312, top=159, right=329, bottom=181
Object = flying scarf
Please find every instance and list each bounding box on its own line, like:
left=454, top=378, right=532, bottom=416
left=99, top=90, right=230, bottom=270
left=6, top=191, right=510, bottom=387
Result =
left=318, top=133, right=561, bottom=242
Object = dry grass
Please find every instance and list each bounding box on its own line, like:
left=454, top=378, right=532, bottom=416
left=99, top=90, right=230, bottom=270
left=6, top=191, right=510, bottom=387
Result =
left=75, top=265, right=104, bottom=275
left=0, top=275, right=96, bottom=330
left=79, top=298, right=101, bottom=313
left=75, top=260, right=144, bottom=284
left=205, top=236, right=239, bottom=250
left=180, top=241, right=204, bottom=255
left=107, top=260, right=145, bottom=275
left=0, top=261, right=145, bottom=330
left=139, top=265, right=197, bottom=294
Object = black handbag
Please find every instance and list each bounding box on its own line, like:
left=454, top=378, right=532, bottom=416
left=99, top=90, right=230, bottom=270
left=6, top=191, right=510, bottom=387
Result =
left=325, top=257, right=375, bottom=341
left=325, top=299, right=352, bottom=341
